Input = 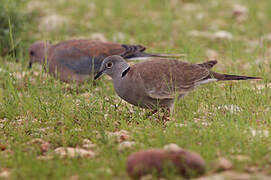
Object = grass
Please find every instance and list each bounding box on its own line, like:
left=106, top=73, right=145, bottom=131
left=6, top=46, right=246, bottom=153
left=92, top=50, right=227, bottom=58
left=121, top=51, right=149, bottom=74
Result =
left=1, top=0, right=271, bottom=179
left=0, top=0, right=30, bottom=57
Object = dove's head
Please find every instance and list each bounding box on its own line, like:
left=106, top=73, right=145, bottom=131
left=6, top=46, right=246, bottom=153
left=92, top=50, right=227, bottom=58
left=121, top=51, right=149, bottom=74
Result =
left=94, top=55, right=130, bottom=80
left=28, top=41, right=51, bottom=68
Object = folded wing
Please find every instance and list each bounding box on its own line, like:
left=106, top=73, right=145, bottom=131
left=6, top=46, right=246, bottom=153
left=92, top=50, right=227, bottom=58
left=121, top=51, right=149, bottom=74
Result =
left=129, top=59, right=211, bottom=99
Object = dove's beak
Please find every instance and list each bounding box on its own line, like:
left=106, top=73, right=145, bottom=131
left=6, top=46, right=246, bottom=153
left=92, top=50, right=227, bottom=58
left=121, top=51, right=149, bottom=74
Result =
left=94, top=70, right=104, bottom=80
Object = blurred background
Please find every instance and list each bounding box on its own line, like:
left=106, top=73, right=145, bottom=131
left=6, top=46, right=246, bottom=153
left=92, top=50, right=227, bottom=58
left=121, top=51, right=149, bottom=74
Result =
left=1, top=0, right=270, bottom=76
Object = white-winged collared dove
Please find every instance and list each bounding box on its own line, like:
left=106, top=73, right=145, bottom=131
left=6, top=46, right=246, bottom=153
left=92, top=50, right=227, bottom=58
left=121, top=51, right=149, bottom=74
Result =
left=94, top=55, right=261, bottom=114
left=28, top=39, right=184, bottom=83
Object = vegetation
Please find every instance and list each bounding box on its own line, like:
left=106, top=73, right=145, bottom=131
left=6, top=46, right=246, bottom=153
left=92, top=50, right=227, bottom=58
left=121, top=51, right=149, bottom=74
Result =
left=0, top=0, right=31, bottom=57
left=0, top=0, right=271, bottom=179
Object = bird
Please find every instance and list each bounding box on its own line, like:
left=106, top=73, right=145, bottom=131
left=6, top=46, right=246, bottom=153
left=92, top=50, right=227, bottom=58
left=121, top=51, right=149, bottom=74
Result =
left=28, top=39, right=184, bottom=83
left=94, top=55, right=261, bottom=115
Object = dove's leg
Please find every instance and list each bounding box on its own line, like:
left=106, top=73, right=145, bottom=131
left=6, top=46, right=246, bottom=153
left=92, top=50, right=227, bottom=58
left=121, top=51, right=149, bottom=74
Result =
left=145, top=109, right=158, bottom=118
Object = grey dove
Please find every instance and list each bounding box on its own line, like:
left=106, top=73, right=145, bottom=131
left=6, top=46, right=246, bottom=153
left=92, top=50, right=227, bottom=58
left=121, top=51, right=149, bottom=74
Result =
left=28, top=39, right=184, bottom=83
left=94, top=55, right=261, bottom=114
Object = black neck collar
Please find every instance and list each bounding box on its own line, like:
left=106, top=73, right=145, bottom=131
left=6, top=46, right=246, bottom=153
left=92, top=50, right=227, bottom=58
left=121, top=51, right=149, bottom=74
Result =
left=121, top=67, right=130, bottom=77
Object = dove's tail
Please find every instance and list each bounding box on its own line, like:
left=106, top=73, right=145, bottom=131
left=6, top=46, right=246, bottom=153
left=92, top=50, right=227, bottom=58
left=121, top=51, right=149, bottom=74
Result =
left=210, top=72, right=262, bottom=81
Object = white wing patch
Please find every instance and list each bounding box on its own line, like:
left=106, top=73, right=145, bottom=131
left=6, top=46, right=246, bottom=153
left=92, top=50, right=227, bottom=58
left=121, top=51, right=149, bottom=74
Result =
left=127, top=57, right=154, bottom=61
left=195, top=78, right=217, bottom=86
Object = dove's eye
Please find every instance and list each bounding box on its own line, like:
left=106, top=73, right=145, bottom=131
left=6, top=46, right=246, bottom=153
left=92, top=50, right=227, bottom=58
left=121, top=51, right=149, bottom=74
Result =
left=106, top=62, right=113, bottom=68
left=30, top=51, right=34, bottom=56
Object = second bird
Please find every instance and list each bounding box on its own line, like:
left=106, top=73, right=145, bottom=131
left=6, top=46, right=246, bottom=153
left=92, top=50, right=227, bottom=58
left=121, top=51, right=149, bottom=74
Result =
left=95, top=55, right=261, bottom=115
left=28, top=39, right=183, bottom=83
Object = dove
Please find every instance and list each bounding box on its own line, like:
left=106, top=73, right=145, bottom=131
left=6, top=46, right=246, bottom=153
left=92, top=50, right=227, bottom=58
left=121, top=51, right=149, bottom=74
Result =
left=28, top=39, right=184, bottom=83
left=94, top=55, right=261, bottom=115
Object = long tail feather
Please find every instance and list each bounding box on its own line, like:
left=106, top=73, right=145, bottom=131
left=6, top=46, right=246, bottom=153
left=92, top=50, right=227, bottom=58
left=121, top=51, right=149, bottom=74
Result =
left=211, top=72, right=262, bottom=81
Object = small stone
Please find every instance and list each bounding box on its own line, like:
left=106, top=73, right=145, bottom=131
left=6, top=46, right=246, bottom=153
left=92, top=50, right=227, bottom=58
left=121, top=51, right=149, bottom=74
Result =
left=233, top=4, right=248, bottom=16
left=263, top=34, right=271, bottom=42
left=250, top=129, right=269, bottom=137
left=255, top=83, right=271, bottom=90
left=188, top=30, right=233, bottom=40
left=0, top=169, right=10, bottom=179
left=90, top=33, right=107, bottom=42
left=195, top=171, right=251, bottom=180
left=205, top=49, right=219, bottom=60
left=56, top=121, right=64, bottom=126
left=54, top=147, right=95, bottom=158
left=39, top=14, right=68, bottom=32
left=112, top=32, right=126, bottom=42
left=41, top=142, right=50, bottom=153
left=37, top=155, right=53, bottom=160
left=245, top=165, right=259, bottom=173
left=126, top=148, right=205, bottom=179
left=233, top=4, right=248, bottom=22
left=212, top=157, right=233, bottom=172
left=217, top=105, right=242, bottom=114
left=0, top=144, right=7, bottom=151
left=188, top=30, right=210, bottom=38
left=163, top=143, right=182, bottom=152
left=82, top=139, right=96, bottom=150
left=107, top=130, right=130, bottom=143
left=69, top=175, right=79, bottom=180
left=213, top=31, right=233, bottom=40
left=118, top=141, right=135, bottom=151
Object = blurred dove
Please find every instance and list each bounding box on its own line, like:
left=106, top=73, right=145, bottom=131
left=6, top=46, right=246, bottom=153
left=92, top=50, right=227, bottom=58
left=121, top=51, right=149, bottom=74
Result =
left=29, top=39, right=184, bottom=83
